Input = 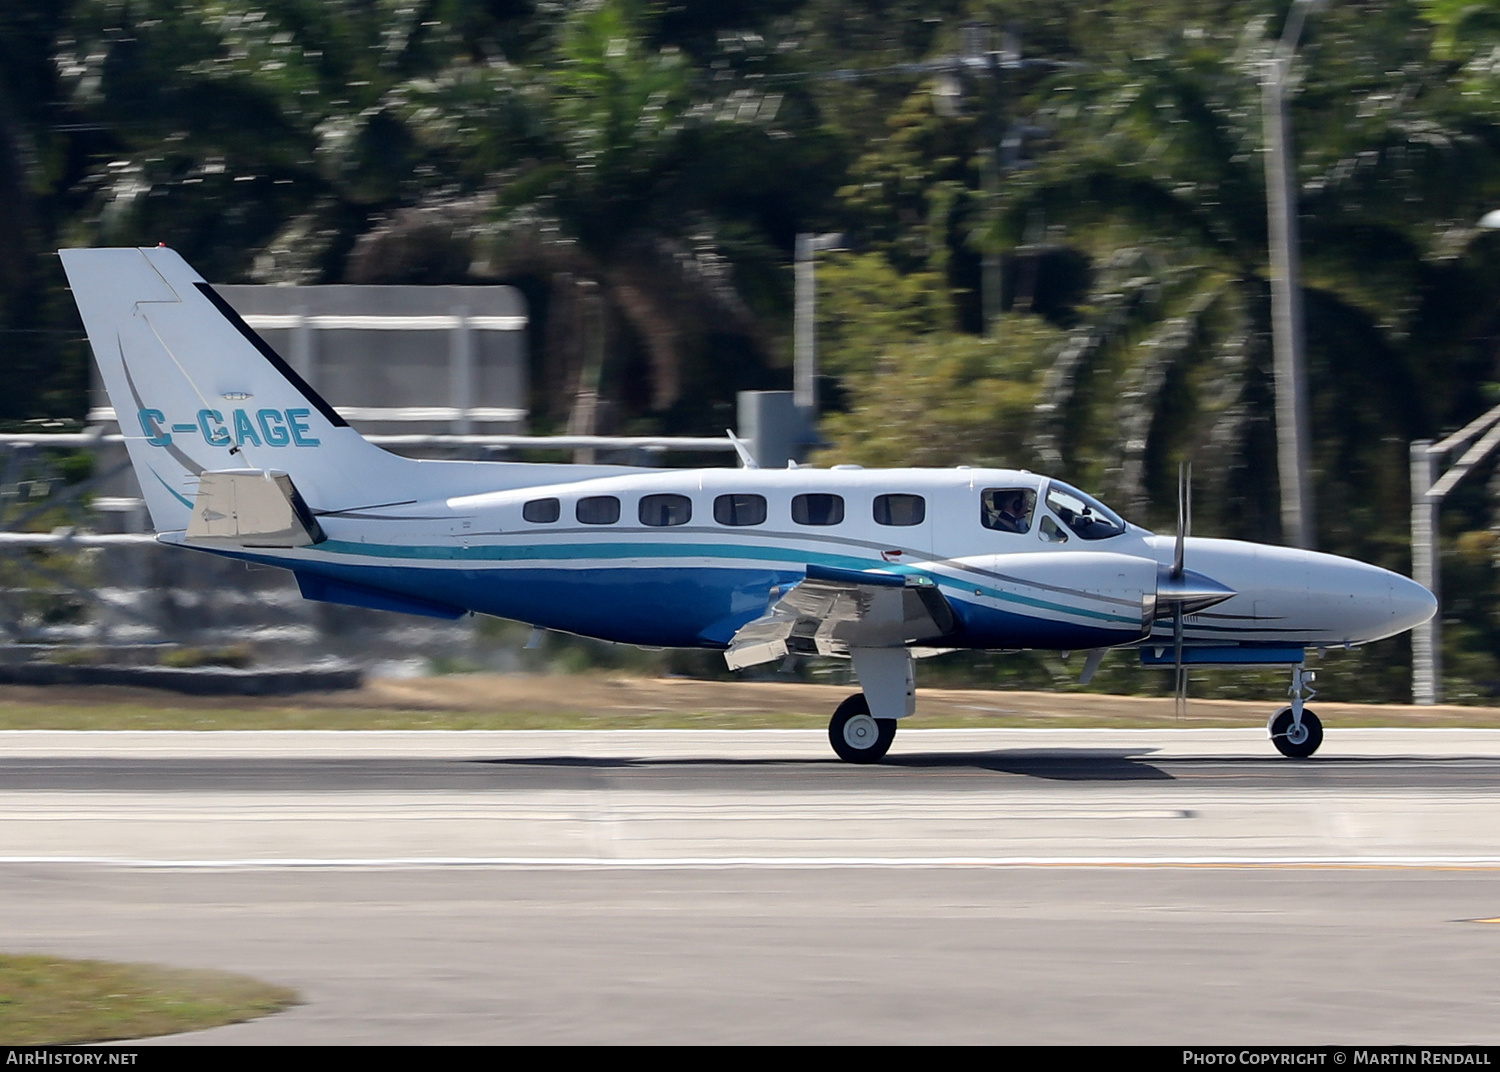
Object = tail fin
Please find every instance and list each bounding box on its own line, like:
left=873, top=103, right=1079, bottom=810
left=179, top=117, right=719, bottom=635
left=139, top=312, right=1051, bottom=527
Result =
left=61, top=247, right=411, bottom=532
left=63, top=246, right=646, bottom=533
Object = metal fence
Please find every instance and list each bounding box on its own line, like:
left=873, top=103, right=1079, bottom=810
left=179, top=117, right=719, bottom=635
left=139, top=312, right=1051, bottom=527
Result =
left=0, top=423, right=742, bottom=671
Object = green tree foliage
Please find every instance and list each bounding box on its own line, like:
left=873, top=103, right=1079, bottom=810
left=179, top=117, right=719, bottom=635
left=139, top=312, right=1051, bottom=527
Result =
left=6, top=1, right=1500, bottom=697
left=817, top=315, right=1059, bottom=471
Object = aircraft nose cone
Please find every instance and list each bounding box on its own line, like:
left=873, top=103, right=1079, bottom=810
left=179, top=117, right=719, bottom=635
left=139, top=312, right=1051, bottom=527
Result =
left=1390, top=572, right=1438, bottom=634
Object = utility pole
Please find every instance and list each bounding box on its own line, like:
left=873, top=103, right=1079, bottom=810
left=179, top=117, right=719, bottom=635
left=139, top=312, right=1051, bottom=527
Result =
left=1263, top=0, right=1320, bottom=549
left=1410, top=439, right=1441, bottom=704
left=971, top=22, right=1005, bottom=338
left=794, top=232, right=847, bottom=439
left=925, top=23, right=1067, bottom=338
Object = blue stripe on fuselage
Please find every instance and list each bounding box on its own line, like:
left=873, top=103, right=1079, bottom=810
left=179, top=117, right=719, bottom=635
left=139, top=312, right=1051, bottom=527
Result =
left=200, top=543, right=1145, bottom=651
left=308, top=537, right=1143, bottom=629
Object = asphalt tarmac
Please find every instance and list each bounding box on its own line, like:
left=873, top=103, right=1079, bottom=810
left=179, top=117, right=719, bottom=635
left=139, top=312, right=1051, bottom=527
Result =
left=4, top=728, right=1500, bottom=1043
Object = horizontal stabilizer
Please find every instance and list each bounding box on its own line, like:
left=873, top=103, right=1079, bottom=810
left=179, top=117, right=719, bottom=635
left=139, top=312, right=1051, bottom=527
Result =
left=185, top=470, right=325, bottom=548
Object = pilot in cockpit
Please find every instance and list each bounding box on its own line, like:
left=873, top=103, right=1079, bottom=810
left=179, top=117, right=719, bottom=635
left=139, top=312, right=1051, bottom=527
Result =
left=984, top=489, right=1033, bottom=534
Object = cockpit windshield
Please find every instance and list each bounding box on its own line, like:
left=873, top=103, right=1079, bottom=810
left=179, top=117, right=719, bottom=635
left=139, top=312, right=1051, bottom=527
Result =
left=1043, top=481, right=1128, bottom=540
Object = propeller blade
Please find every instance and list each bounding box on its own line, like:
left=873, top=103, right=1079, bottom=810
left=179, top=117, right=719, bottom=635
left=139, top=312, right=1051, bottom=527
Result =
left=1186, top=461, right=1193, bottom=543
left=1173, top=464, right=1187, bottom=579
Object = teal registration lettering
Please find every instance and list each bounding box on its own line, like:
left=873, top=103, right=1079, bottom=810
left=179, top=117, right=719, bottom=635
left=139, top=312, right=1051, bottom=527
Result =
left=232, top=408, right=261, bottom=447
left=137, top=408, right=170, bottom=446
left=257, top=409, right=290, bottom=446
left=197, top=409, right=231, bottom=446
left=286, top=408, right=320, bottom=447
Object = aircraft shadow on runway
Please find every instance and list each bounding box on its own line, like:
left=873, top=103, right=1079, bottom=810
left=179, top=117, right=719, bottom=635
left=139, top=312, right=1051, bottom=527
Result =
left=5, top=753, right=1491, bottom=792
left=475, top=752, right=1500, bottom=786
left=479, top=749, right=1176, bottom=781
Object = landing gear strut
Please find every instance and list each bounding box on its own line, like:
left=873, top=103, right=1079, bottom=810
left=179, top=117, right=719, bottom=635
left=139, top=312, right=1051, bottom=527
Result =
left=828, top=693, right=897, bottom=764
left=1269, top=664, right=1322, bottom=759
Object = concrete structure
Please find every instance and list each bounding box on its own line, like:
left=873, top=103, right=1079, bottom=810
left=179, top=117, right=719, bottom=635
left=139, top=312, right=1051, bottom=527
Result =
left=90, top=284, right=530, bottom=438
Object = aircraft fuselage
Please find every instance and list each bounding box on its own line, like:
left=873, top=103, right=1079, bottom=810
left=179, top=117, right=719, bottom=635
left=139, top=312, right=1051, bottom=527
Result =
left=167, top=464, right=1435, bottom=658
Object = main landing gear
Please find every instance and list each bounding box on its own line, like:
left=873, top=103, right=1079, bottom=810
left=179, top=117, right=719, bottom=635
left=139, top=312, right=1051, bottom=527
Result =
left=828, top=693, right=897, bottom=764
left=827, top=649, right=914, bottom=763
left=1269, top=664, right=1323, bottom=759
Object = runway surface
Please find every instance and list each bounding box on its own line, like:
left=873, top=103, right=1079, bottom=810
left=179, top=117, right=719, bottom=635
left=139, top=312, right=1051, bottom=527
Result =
left=4, top=728, right=1500, bottom=1043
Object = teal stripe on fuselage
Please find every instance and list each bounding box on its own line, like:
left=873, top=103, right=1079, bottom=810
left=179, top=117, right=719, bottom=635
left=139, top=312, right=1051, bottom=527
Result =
left=311, top=537, right=1139, bottom=627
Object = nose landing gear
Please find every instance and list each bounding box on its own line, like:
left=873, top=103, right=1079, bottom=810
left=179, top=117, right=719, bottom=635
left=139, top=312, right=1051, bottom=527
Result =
left=1269, top=664, right=1322, bottom=758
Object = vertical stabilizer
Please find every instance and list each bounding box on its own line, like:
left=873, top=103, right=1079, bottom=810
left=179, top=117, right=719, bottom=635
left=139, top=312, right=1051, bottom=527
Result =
left=60, top=247, right=411, bottom=532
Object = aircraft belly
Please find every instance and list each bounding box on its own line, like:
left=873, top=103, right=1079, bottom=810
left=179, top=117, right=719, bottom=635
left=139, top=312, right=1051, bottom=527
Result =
left=948, top=597, right=1142, bottom=650
left=273, top=556, right=791, bottom=649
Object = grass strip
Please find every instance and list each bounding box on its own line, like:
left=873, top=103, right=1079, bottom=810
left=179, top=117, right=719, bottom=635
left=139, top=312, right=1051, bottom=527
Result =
left=0, top=953, right=297, bottom=1044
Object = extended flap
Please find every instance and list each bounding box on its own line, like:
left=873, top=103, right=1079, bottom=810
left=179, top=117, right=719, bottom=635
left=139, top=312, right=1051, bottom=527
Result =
left=725, top=569, right=955, bottom=670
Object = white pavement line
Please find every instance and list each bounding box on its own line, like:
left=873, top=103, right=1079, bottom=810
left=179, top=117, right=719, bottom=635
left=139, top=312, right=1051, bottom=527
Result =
left=5, top=855, right=1500, bottom=871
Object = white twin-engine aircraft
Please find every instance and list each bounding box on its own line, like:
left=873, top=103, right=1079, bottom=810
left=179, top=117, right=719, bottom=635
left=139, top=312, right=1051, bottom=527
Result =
left=61, top=246, right=1437, bottom=762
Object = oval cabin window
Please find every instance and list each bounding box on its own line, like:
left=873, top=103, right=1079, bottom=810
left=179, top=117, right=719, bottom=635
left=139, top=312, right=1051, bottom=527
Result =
left=576, top=496, right=621, bottom=525
left=639, top=494, right=692, bottom=527
left=713, top=493, right=767, bottom=526
left=873, top=494, right=925, bottom=526
left=791, top=493, right=844, bottom=526
left=523, top=498, right=561, bottom=524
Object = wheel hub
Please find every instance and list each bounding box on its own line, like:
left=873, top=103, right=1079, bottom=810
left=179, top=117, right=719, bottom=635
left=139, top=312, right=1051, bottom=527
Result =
left=842, top=713, right=879, bottom=751
left=1284, top=720, right=1309, bottom=746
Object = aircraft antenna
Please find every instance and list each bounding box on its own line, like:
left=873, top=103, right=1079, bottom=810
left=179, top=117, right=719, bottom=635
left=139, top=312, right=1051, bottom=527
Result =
left=726, top=430, right=759, bottom=470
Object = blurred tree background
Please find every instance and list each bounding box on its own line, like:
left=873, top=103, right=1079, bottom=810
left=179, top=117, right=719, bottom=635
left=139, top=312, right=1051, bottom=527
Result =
left=5, top=0, right=1500, bottom=699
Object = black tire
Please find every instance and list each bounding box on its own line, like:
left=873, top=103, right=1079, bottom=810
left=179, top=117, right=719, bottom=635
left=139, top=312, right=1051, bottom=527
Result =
left=1269, top=707, right=1323, bottom=759
left=828, top=693, right=897, bottom=763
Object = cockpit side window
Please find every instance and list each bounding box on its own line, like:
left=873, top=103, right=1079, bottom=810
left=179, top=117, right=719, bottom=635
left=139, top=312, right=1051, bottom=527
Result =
left=981, top=488, right=1036, bottom=534
left=1043, top=481, right=1127, bottom=540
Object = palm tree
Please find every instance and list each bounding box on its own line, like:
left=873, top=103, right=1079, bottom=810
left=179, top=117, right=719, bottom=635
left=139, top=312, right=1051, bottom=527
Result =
left=987, top=0, right=1500, bottom=555
left=367, top=0, right=797, bottom=427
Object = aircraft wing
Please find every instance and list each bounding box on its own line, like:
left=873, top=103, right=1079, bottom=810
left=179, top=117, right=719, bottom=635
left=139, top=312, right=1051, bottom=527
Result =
left=724, top=564, right=956, bottom=670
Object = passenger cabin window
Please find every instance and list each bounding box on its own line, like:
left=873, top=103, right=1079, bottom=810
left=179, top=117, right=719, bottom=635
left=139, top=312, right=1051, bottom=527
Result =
left=791, top=493, right=844, bottom=526
left=874, top=494, right=925, bottom=526
left=1044, top=481, right=1127, bottom=540
left=576, top=495, right=621, bottom=525
left=714, top=493, right=767, bottom=526
left=981, top=488, right=1036, bottom=534
left=523, top=497, right=561, bottom=524
left=640, top=493, right=692, bottom=527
